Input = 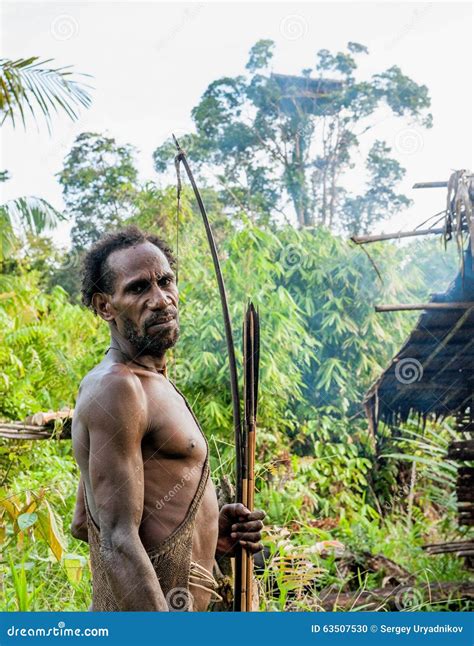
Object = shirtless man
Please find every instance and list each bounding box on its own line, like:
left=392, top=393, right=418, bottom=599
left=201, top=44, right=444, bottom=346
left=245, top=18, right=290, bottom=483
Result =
left=70, top=226, right=264, bottom=611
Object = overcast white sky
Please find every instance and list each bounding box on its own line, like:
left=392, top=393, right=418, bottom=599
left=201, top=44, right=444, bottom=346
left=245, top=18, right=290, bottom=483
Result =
left=0, top=1, right=472, bottom=247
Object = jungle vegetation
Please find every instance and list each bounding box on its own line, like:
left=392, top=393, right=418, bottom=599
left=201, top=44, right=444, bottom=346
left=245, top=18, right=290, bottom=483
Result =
left=0, top=43, right=470, bottom=612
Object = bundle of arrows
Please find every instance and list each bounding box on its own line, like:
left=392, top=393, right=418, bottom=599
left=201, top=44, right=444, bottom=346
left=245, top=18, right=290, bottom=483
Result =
left=235, top=302, right=260, bottom=611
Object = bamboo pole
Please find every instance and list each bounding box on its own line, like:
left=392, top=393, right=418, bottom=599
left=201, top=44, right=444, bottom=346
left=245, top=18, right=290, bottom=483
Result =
left=351, top=227, right=446, bottom=245
left=0, top=429, right=51, bottom=440
left=0, top=422, right=50, bottom=432
left=423, top=541, right=474, bottom=554
left=412, top=181, right=449, bottom=189
left=375, top=302, right=474, bottom=312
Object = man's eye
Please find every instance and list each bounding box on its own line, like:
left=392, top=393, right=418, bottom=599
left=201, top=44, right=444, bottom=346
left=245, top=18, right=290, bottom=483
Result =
left=160, top=277, right=172, bottom=286
left=131, top=283, right=146, bottom=293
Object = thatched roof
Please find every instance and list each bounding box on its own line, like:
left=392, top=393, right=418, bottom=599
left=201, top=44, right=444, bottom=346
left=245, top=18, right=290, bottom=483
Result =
left=364, top=247, right=474, bottom=430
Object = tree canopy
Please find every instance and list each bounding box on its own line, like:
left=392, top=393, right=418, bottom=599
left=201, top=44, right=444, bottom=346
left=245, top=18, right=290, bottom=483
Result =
left=58, top=132, right=140, bottom=250
left=153, top=40, right=432, bottom=233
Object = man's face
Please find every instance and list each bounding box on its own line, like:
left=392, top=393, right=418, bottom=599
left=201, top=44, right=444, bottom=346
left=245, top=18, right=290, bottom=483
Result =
left=100, top=241, right=179, bottom=357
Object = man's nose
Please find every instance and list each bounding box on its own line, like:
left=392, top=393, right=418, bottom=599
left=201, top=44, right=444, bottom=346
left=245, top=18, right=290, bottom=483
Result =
left=146, top=284, right=171, bottom=310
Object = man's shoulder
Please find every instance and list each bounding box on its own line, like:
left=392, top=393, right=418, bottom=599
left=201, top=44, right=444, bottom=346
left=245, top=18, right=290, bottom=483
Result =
left=80, top=359, right=140, bottom=388
left=77, top=362, right=146, bottom=419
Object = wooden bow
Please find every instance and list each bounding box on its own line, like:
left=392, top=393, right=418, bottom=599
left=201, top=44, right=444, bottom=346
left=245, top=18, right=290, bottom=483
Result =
left=173, top=137, right=260, bottom=611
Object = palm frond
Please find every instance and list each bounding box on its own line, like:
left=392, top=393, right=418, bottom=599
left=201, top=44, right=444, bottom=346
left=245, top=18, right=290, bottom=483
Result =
left=0, top=197, right=65, bottom=260
left=0, top=57, right=92, bottom=131
left=3, top=197, right=65, bottom=232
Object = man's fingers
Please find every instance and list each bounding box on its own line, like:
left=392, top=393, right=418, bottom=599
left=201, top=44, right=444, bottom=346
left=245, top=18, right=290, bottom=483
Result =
left=240, top=541, right=264, bottom=554
left=232, top=531, right=261, bottom=542
left=231, top=520, right=263, bottom=533
left=222, top=503, right=250, bottom=518
left=221, top=504, right=265, bottom=526
left=243, top=509, right=265, bottom=522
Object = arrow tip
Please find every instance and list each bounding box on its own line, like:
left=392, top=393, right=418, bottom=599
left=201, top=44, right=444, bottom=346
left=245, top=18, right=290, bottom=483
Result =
left=172, top=133, right=181, bottom=150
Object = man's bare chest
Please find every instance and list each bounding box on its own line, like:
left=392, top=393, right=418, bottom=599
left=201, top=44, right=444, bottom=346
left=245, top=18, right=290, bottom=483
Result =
left=140, top=378, right=208, bottom=465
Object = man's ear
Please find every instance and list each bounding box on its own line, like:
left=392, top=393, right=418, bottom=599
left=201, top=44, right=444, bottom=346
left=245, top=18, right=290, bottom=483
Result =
left=92, top=293, right=116, bottom=322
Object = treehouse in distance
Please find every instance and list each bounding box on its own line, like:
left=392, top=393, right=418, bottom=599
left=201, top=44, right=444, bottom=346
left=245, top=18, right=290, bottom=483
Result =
left=270, top=73, right=343, bottom=116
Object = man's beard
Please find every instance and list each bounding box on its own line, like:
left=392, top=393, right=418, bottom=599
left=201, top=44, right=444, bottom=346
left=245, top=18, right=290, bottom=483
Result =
left=122, top=314, right=179, bottom=357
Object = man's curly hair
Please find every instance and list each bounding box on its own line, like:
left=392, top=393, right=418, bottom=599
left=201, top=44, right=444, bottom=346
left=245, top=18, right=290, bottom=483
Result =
left=81, top=226, right=176, bottom=313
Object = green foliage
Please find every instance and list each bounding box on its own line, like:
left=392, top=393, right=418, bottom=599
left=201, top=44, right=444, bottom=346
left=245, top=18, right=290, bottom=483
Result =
left=273, top=228, right=415, bottom=416
left=0, top=157, right=466, bottom=611
left=58, top=132, right=140, bottom=250
left=380, top=419, right=459, bottom=515
left=0, top=442, right=91, bottom=611
left=0, top=270, right=106, bottom=419
left=246, top=40, right=275, bottom=73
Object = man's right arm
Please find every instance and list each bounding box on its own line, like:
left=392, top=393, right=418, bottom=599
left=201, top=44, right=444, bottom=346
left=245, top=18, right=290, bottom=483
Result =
left=87, top=371, right=169, bottom=611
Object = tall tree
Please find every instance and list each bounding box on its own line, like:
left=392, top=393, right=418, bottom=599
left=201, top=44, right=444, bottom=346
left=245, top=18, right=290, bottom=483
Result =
left=153, top=40, right=432, bottom=232
left=58, top=132, right=139, bottom=249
